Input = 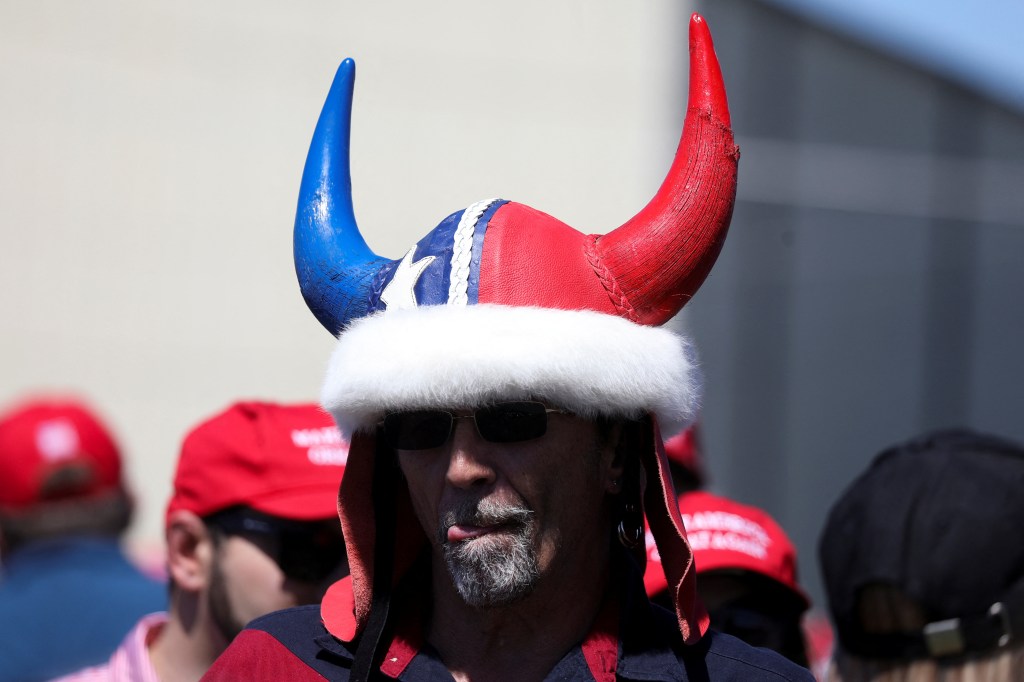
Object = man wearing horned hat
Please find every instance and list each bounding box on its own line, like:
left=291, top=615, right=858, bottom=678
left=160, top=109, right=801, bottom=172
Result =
left=204, top=14, right=812, bottom=682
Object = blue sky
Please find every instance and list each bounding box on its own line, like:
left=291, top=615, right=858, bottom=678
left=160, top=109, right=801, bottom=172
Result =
left=760, top=0, right=1024, bottom=112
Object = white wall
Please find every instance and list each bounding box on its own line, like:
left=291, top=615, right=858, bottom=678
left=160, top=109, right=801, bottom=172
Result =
left=0, top=1, right=694, bottom=555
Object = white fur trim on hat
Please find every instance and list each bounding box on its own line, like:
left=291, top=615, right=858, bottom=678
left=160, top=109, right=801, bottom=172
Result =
left=321, top=304, right=700, bottom=438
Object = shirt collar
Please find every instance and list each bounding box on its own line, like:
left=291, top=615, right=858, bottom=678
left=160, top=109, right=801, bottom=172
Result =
left=314, top=550, right=688, bottom=681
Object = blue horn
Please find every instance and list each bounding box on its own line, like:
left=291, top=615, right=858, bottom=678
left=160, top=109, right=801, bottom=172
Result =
left=294, top=59, right=390, bottom=336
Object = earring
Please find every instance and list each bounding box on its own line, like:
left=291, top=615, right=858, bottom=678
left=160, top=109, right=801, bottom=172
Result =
left=617, top=502, right=643, bottom=549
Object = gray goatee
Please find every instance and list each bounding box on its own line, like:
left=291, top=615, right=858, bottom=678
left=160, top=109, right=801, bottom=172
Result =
left=440, top=498, right=539, bottom=608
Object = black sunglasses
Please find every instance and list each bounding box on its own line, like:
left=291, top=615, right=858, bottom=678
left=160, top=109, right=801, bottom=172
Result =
left=204, top=507, right=346, bottom=583
left=381, top=401, right=566, bottom=451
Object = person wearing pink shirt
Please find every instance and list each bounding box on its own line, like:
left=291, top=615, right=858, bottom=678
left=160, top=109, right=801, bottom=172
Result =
left=55, top=401, right=349, bottom=682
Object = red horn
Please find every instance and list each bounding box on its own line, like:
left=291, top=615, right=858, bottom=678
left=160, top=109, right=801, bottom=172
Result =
left=594, top=13, right=739, bottom=326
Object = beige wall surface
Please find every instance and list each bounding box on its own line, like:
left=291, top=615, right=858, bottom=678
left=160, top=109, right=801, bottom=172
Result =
left=0, top=1, right=693, bottom=556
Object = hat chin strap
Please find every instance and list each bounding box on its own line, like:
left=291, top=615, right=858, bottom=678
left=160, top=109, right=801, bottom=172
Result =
left=349, top=439, right=399, bottom=682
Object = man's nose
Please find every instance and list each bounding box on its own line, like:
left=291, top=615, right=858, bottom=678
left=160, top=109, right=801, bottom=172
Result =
left=445, top=418, right=497, bottom=489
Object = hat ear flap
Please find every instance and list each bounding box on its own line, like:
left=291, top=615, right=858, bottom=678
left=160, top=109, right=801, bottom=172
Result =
left=640, top=418, right=709, bottom=643
left=326, top=431, right=428, bottom=645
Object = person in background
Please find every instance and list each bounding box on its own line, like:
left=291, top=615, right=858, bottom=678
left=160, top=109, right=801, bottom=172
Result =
left=664, top=422, right=707, bottom=494
left=0, top=396, right=166, bottom=682
left=819, top=428, right=1024, bottom=681
left=56, top=400, right=350, bottom=682
left=646, top=491, right=811, bottom=668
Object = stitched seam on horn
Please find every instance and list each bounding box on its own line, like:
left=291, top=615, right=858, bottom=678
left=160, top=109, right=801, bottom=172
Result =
left=448, top=198, right=500, bottom=306
left=584, top=235, right=641, bottom=323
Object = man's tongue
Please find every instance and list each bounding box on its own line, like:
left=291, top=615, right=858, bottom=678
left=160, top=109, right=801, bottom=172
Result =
left=447, top=524, right=498, bottom=543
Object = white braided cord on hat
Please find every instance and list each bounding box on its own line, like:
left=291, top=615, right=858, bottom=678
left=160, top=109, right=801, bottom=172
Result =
left=447, top=198, right=500, bottom=306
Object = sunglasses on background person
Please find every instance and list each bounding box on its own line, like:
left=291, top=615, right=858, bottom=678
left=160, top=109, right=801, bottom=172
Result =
left=204, top=506, right=347, bottom=584
left=381, top=401, right=568, bottom=451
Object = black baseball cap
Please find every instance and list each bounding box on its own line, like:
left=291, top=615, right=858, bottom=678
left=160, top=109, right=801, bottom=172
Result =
left=819, top=428, right=1024, bottom=660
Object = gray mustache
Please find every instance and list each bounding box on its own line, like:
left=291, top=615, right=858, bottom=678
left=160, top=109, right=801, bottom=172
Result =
left=439, top=499, right=534, bottom=542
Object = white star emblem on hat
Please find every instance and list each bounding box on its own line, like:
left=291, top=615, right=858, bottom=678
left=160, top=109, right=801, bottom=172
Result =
left=380, top=248, right=435, bottom=310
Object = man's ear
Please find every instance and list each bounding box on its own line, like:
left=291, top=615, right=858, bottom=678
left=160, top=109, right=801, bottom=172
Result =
left=603, top=420, right=628, bottom=493
left=165, top=510, right=215, bottom=593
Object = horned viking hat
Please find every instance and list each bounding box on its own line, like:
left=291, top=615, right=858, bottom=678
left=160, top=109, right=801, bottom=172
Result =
left=298, top=12, right=738, bottom=652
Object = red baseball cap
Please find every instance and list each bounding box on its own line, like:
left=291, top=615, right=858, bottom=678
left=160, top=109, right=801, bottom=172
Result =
left=0, top=397, right=124, bottom=511
left=645, top=491, right=809, bottom=609
left=166, top=401, right=348, bottom=522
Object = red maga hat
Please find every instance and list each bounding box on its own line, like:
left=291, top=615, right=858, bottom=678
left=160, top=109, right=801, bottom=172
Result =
left=646, top=491, right=809, bottom=609
left=0, top=397, right=123, bottom=511
left=166, top=402, right=348, bottom=523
